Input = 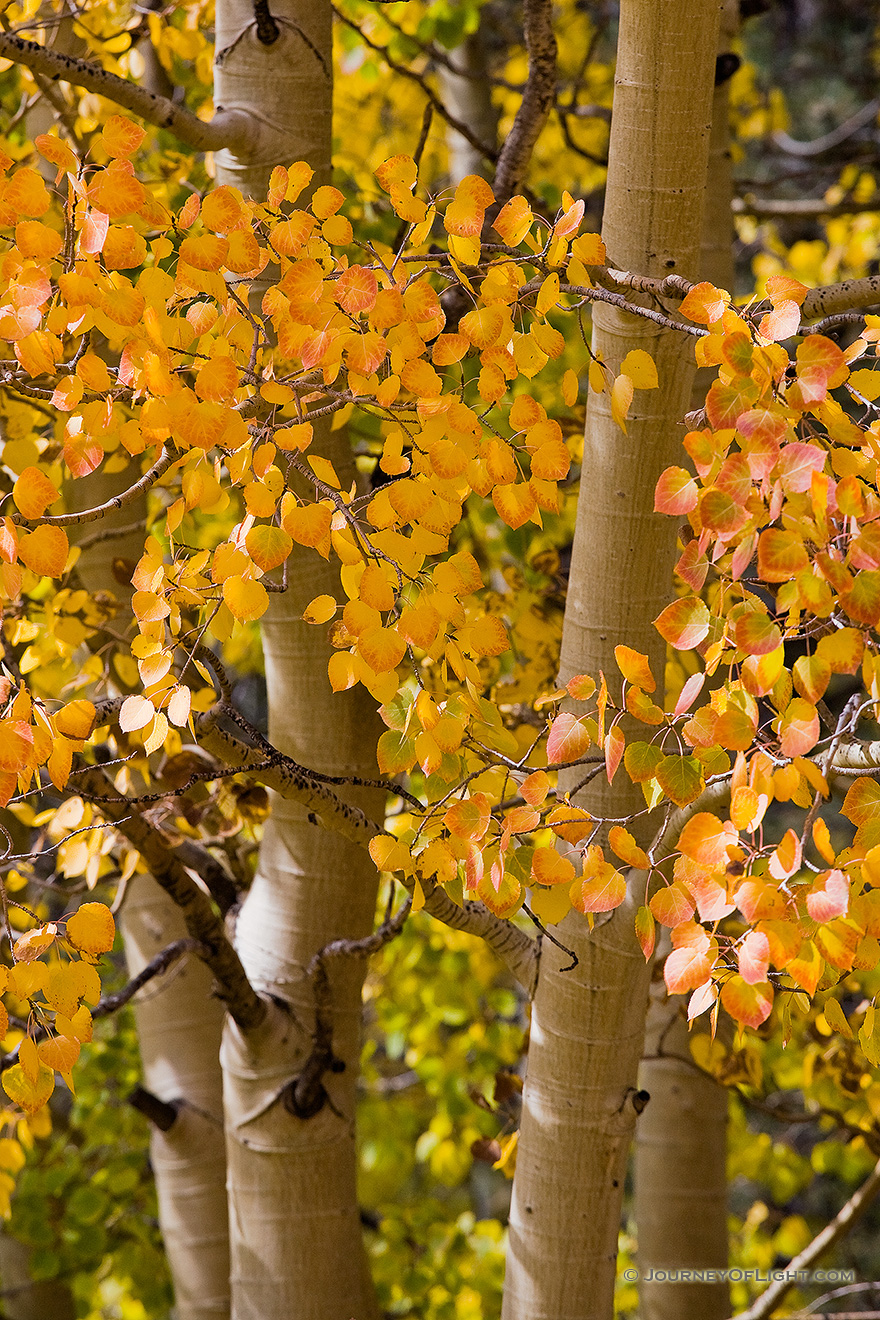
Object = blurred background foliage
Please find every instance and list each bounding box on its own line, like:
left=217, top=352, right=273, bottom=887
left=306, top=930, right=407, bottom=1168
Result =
left=2, top=0, right=880, bottom=1316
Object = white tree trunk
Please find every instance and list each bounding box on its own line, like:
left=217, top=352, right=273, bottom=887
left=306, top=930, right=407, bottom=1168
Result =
left=69, top=470, right=231, bottom=1320
left=633, top=6, right=738, bottom=1313
left=438, top=27, right=497, bottom=183
left=212, top=5, right=382, bottom=1316
left=120, top=877, right=230, bottom=1320
left=502, top=5, right=721, bottom=1318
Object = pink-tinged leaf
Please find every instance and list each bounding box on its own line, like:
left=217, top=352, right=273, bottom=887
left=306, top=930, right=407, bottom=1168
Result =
left=635, top=905, right=656, bottom=961
left=778, top=697, right=819, bottom=757
left=795, top=334, right=848, bottom=404
left=649, top=881, right=695, bottom=928
left=655, top=466, right=699, bottom=515
left=688, top=980, right=717, bottom=1020
left=546, top=712, right=590, bottom=763
left=571, top=867, right=627, bottom=913
left=674, top=672, right=705, bottom=717
left=664, top=945, right=712, bottom=995
left=605, top=725, right=625, bottom=784
left=566, top=673, right=596, bottom=701
left=721, top=976, right=773, bottom=1028
left=768, top=828, right=802, bottom=881
left=806, top=869, right=849, bottom=924
left=759, top=300, right=800, bottom=342
left=676, top=540, right=709, bottom=592
left=734, top=609, right=782, bottom=656
left=687, top=869, right=737, bottom=922
left=654, top=597, right=710, bottom=650
left=775, top=442, right=827, bottom=493
left=738, top=930, right=771, bottom=984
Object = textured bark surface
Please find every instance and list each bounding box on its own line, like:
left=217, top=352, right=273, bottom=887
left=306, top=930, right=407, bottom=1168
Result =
left=213, top=5, right=382, bottom=1316
left=502, top=4, right=722, bottom=1318
left=633, top=6, right=737, bottom=1313
left=220, top=420, right=383, bottom=1320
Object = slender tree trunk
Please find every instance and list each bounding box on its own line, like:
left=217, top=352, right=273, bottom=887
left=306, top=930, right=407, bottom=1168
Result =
left=438, top=24, right=498, bottom=183
left=501, top=5, right=721, bottom=1319
left=120, top=877, right=230, bottom=1320
left=212, top=4, right=382, bottom=1316
left=70, top=478, right=231, bottom=1320
left=633, top=6, right=738, bottom=1316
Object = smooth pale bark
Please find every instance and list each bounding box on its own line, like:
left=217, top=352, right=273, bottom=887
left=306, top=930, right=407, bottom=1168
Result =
left=438, top=28, right=498, bottom=184
left=70, top=475, right=231, bottom=1320
left=213, top=4, right=382, bottom=1317
left=633, top=6, right=737, bottom=1315
left=502, top=5, right=721, bottom=1319
left=120, top=877, right=230, bottom=1320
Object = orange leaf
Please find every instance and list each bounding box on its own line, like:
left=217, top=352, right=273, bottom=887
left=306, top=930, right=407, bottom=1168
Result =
left=530, top=848, right=575, bottom=887
left=13, top=467, right=59, bottom=520
left=546, top=712, right=590, bottom=763
left=245, top=525, right=292, bottom=572
left=721, top=976, right=773, bottom=1028
left=615, top=646, right=655, bottom=692
left=17, top=525, right=68, bottom=577
left=571, top=866, right=626, bottom=914
left=678, top=813, right=738, bottom=867
left=101, top=115, right=146, bottom=159
left=654, top=597, right=710, bottom=649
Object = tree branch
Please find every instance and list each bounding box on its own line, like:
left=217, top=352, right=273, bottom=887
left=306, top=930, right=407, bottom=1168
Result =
left=732, top=1155, right=880, bottom=1320
left=0, top=31, right=254, bottom=154
left=733, top=195, right=880, bottom=219
left=194, top=712, right=385, bottom=849
left=92, top=937, right=208, bottom=1018
left=9, top=443, right=179, bottom=527
left=286, top=897, right=412, bottom=1119
left=492, top=0, right=557, bottom=205
left=410, top=875, right=538, bottom=995
left=801, top=276, right=880, bottom=322
left=76, top=766, right=266, bottom=1031
left=772, top=97, right=880, bottom=158
left=329, top=4, right=497, bottom=164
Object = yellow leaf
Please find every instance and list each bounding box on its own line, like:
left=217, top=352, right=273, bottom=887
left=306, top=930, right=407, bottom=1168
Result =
left=1, top=1062, right=54, bottom=1116
left=65, top=902, right=116, bottom=955
left=303, top=594, right=337, bottom=624
left=535, top=273, right=560, bottom=317
left=620, top=349, right=658, bottom=389
left=222, top=575, right=270, bottom=621
left=611, top=374, right=634, bottom=432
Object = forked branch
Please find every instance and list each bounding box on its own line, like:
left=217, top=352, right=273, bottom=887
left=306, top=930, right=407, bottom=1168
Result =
left=76, top=766, right=266, bottom=1031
